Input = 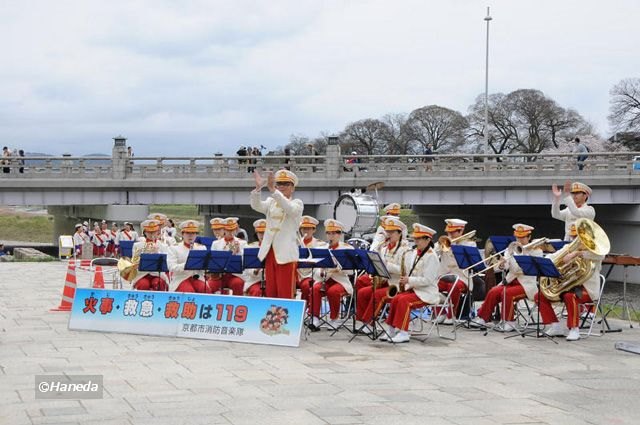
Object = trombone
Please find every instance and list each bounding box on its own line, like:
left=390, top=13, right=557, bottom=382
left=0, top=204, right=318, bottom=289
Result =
left=437, top=230, right=477, bottom=253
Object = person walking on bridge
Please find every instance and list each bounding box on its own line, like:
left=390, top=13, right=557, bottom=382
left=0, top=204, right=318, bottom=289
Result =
left=250, top=169, right=303, bottom=299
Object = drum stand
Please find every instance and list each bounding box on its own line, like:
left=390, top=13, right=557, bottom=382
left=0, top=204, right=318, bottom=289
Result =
left=603, top=265, right=638, bottom=328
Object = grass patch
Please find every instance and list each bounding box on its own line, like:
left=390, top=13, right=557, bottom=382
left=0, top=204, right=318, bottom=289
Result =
left=150, top=204, right=199, bottom=223
left=601, top=305, right=640, bottom=321
left=0, top=215, right=53, bottom=243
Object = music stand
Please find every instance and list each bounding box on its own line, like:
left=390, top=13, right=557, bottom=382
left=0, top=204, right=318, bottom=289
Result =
left=243, top=248, right=265, bottom=296
left=119, top=240, right=135, bottom=259
left=298, top=248, right=335, bottom=335
left=451, top=245, right=484, bottom=327
left=336, top=249, right=392, bottom=342
left=184, top=250, right=211, bottom=282
left=513, top=255, right=561, bottom=343
left=195, top=236, right=215, bottom=249
left=139, top=253, right=169, bottom=291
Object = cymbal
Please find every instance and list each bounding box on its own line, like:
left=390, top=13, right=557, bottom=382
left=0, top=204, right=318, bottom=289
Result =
left=366, top=181, right=385, bottom=191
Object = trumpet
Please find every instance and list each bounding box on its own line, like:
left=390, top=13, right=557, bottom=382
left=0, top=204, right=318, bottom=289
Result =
left=438, top=230, right=477, bottom=253
left=514, top=237, right=555, bottom=254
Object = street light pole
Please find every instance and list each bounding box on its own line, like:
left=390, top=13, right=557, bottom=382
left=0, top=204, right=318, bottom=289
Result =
left=484, top=6, right=492, bottom=157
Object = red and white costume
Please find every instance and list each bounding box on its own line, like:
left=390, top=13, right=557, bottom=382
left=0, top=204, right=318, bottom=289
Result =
left=551, top=182, right=595, bottom=241
left=91, top=230, right=108, bottom=257
left=250, top=170, right=304, bottom=299
left=130, top=220, right=169, bottom=291
left=209, top=218, right=247, bottom=295
left=168, top=236, right=208, bottom=293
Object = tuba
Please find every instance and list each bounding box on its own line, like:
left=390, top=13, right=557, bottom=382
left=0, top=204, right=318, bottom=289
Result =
left=118, top=241, right=157, bottom=281
left=539, top=219, right=610, bottom=302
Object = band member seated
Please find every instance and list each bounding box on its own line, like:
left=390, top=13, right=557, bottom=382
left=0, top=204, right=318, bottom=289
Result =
left=168, top=220, right=209, bottom=293
left=148, top=213, right=176, bottom=246
left=131, top=219, right=169, bottom=291
left=472, top=224, right=542, bottom=332
left=210, top=218, right=225, bottom=240
left=251, top=169, right=304, bottom=299
left=382, top=224, right=440, bottom=343
left=434, top=218, right=476, bottom=323
left=209, top=217, right=247, bottom=295
left=370, top=203, right=402, bottom=252
left=535, top=223, right=605, bottom=341
left=551, top=181, right=595, bottom=241
left=243, top=219, right=267, bottom=297
left=308, top=219, right=353, bottom=331
left=355, top=217, right=409, bottom=331
left=298, top=215, right=326, bottom=306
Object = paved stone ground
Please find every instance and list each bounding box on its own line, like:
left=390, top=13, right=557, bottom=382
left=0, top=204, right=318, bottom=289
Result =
left=1, top=262, right=640, bottom=425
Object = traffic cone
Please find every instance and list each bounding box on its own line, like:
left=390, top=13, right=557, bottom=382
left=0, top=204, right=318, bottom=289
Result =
left=50, top=262, right=78, bottom=312
left=92, top=266, right=105, bottom=289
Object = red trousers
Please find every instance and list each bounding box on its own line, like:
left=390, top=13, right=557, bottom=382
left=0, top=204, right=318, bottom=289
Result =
left=92, top=245, right=105, bottom=257
left=310, top=279, right=347, bottom=319
left=207, top=274, right=244, bottom=295
left=477, top=281, right=527, bottom=322
left=297, top=277, right=313, bottom=306
left=134, top=274, right=168, bottom=291
left=437, top=278, right=467, bottom=318
left=355, top=274, right=373, bottom=292
left=264, top=249, right=297, bottom=299
left=356, top=283, right=390, bottom=323
left=246, top=283, right=262, bottom=297
left=535, top=286, right=592, bottom=328
left=175, top=277, right=210, bottom=294
left=385, top=291, right=427, bottom=331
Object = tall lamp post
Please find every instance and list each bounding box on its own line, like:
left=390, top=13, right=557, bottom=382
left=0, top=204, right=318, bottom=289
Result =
left=484, top=6, right=492, bottom=157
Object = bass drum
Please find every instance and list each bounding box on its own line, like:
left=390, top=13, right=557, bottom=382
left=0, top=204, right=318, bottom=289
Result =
left=334, top=193, right=379, bottom=236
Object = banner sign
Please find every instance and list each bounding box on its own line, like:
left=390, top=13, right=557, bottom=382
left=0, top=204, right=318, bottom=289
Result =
left=68, top=288, right=305, bottom=347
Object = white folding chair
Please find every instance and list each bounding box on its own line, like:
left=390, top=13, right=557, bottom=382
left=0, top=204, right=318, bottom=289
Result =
left=413, top=291, right=457, bottom=342
left=580, top=274, right=607, bottom=338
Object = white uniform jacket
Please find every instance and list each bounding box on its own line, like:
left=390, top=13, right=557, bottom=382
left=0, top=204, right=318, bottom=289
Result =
left=402, top=247, right=442, bottom=304
left=250, top=189, right=304, bottom=264
left=211, top=236, right=248, bottom=280
left=379, top=240, right=411, bottom=289
left=298, top=237, right=327, bottom=280
left=241, top=241, right=263, bottom=292
left=129, top=239, right=170, bottom=287
left=116, top=229, right=139, bottom=244
left=167, top=242, right=207, bottom=292
left=435, top=239, right=477, bottom=289
left=312, top=242, right=354, bottom=295
left=496, top=243, right=543, bottom=300
left=551, top=196, right=596, bottom=241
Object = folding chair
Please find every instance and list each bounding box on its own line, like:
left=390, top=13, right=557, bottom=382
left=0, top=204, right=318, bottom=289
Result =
left=580, top=274, right=607, bottom=337
left=90, top=257, right=121, bottom=289
left=413, top=290, right=457, bottom=342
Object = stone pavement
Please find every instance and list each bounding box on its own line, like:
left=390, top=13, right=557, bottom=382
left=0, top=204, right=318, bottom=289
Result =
left=1, top=262, right=640, bottom=425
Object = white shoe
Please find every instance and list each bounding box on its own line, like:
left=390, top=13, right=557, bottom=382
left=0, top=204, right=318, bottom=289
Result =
left=359, top=325, right=372, bottom=335
left=435, top=314, right=446, bottom=324
left=326, top=319, right=342, bottom=329
left=469, top=318, right=486, bottom=328
left=545, top=322, right=566, bottom=337
left=390, top=331, right=411, bottom=343
left=494, top=321, right=516, bottom=333
left=566, top=327, right=581, bottom=341
left=379, top=327, right=398, bottom=342
left=443, top=317, right=454, bottom=325
left=312, top=317, right=321, bottom=328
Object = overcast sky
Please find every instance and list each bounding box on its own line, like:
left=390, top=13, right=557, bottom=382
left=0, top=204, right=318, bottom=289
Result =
left=1, top=0, right=638, bottom=156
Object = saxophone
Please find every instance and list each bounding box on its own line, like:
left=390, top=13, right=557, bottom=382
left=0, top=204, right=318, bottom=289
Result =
left=387, top=249, right=408, bottom=298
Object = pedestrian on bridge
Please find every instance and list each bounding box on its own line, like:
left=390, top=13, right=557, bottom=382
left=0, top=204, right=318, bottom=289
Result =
left=250, top=169, right=303, bottom=299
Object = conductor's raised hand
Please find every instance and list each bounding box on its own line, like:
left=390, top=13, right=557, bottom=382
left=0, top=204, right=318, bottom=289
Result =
left=266, top=171, right=275, bottom=193
left=551, top=183, right=562, bottom=198
left=253, top=170, right=264, bottom=190
left=563, top=180, right=572, bottom=194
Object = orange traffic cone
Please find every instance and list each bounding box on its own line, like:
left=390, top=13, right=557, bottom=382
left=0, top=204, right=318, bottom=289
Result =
left=51, top=262, right=78, bottom=312
left=93, top=266, right=105, bottom=289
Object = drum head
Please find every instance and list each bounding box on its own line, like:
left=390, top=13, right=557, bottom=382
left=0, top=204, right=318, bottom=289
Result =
left=334, top=193, right=379, bottom=236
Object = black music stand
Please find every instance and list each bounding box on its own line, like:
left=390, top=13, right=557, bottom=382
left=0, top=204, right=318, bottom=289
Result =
left=340, top=249, right=392, bottom=342
left=298, top=248, right=334, bottom=334
left=451, top=245, right=484, bottom=328
left=513, top=255, right=561, bottom=343
left=139, top=253, right=169, bottom=291
left=243, top=247, right=266, bottom=296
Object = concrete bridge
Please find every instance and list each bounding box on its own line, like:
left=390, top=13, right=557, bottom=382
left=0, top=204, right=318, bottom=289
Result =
left=1, top=138, right=639, bottom=282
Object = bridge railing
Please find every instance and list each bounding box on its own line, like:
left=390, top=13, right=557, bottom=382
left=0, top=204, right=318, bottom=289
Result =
left=1, top=152, right=638, bottom=179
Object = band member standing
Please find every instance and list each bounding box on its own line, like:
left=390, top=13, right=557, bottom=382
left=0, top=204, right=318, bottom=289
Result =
left=250, top=169, right=303, bottom=299
left=535, top=225, right=604, bottom=341
left=106, top=222, right=119, bottom=257
left=210, top=217, right=247, bottom=295
left=472, top=224, right=542, bottom=332
left=551, top=181, right=595, bottom=241
left=168, top=220, right=209, bottom=293
left=308, top=219, right=354, bottom=331
left=242, top=219, right=267, bottom=297
left=117, top=222, right=139, bottom=244
left=435, top=218, right=476, bottom=323
left=382, top=224, right=440, bottom=343
left=355, top=217, right=409, bottom=329
left=73, top=223, right=90, bottom=257
left=91, top=223, right=107, bottom=257
left=130, top=219, right=169, bottom=291
left=298, top=216, right=326, bottom=306
left=209, top=218, right=226, bottom=240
